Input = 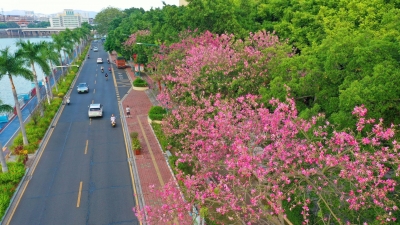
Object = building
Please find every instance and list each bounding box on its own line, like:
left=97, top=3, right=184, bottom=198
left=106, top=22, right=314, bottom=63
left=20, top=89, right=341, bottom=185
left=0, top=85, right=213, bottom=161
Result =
left=179, top=0, right=188, bottom=6
left=49, top=9, right=89, bottom=28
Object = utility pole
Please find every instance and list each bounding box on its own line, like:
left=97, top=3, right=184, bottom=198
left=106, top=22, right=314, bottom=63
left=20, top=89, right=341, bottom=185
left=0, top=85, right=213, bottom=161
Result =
left=0, top=142, right=9, bottom=173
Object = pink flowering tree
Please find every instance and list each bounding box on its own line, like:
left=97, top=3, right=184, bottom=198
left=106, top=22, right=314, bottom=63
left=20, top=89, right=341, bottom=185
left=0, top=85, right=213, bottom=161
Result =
left=122, top=30, right=151, bottom=60
left=135, top=31, right=400, bottom=224
left=140, top=93, right=399, bottom=224
left=123, top=30, right=151, bottom=48
left=156, top=30, right=294, bottom=106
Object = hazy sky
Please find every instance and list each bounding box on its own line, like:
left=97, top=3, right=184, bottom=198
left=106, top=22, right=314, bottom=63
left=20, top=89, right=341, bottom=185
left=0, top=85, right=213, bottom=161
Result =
left=3, top=0, right=179, bottom=15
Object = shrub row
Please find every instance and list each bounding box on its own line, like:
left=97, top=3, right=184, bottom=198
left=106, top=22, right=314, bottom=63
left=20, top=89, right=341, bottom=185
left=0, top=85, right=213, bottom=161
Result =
left=0, top=162, right=25, bottom=218
left=148, top=106, right=167, bottom=121
left=133, top=78, right=148, bottom=87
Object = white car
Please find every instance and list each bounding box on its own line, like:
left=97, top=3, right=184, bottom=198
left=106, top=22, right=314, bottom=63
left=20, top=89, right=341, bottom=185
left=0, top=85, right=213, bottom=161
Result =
left=88, top=104, right=103, bottom=118
left=93, top=47, right=98, bottom=52
left=97, top=58, right=103, bottom=64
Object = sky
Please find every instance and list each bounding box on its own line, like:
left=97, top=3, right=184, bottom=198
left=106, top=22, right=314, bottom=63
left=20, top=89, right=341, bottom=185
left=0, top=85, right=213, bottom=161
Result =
left=2, top=0, right=179, bottom=15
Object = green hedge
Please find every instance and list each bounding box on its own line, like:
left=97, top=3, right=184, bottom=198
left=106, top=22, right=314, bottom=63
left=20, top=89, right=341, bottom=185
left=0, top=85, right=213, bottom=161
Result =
left=148, top=106, right=167, bottom=121
left=150, top=123, right=168, bottom=151
left=0, top=162, right=25, bottom=218
left=133, top=78, right=148, bottom=87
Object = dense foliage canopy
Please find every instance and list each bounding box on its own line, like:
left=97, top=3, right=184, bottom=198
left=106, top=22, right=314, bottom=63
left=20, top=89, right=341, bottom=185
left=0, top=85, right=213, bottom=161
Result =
left=97, top=0, right=400, bottom=223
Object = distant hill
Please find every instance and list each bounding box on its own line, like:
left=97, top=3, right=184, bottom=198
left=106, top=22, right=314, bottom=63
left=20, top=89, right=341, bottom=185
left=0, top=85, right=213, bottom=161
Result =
left=3, top=10, right=97, bottom=18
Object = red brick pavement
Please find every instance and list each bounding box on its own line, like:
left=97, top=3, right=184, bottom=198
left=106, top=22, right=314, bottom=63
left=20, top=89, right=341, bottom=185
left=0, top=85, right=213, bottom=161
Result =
left=108, top=51, right=189, bottom=222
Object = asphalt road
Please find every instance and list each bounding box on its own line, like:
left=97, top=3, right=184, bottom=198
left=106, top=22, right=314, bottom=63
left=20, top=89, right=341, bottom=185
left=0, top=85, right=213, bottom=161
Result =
left=6, top=42, right=138, bottom=225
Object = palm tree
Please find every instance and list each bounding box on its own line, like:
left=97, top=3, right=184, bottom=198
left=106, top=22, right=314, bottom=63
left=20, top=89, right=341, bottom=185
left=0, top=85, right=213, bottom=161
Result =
left=52, top=33, right=73, bottom=75
left=15, top=40, right=50, bottom=114
left=61, top=32, right=75, bottom=71
left=0, top=99, right=13, bottom=114
left=41, top=41, right=60, bottom=97
left=0, top=47, right=34, bottom=145
left=66, top=28, right=81, bottom=56
left=0, top=99, right=13, bottom=172
left=52, top=33, right=66, bottom=75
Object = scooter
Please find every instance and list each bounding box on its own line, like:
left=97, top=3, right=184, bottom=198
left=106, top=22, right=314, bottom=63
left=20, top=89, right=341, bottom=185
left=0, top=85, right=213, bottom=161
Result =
left=108, top=67, right=111, bottom=72
left=66, top=97, right=70, bottom=105
left=111, top=120, right=116, bottom=127
left=107, top=59, right=110, bottom=64
left=101, top=68, right=104, bottom=73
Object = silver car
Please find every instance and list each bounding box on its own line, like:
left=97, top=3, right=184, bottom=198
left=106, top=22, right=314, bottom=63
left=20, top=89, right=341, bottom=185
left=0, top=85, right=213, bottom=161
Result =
left=93, top=47, right=98, bottom=52
left=88, top=104, right=103, bottom=118
left=77, top=83, right=89, bottom=93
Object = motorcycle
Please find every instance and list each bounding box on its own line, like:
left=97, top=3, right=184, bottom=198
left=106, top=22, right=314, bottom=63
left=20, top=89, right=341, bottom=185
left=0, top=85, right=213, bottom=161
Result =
left=101, top=68, right=104, bottom=73
left=108, top=67, right=111, bottom=72
left=111, top=117, right=116, bottom=127
left=107, top=59, right=110, bottom=64
left=87, top=55, right=90, bottom=59
left=66, top=97, right=70, bottom=105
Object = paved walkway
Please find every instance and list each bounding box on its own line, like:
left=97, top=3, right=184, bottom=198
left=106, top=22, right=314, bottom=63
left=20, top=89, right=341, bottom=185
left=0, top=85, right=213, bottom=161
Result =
left=109, top=51, right=189, bottom=223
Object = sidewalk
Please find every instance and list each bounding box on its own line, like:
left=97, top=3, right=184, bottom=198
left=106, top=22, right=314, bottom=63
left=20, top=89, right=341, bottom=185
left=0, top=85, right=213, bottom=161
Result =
left=108, top=51, right=189, bottom=223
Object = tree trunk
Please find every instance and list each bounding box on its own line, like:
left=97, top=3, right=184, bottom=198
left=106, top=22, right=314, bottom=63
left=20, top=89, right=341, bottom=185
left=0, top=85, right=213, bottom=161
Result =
left=0, top=142, right=8, bottom=173
left=31, top=63, right=43, bottom=116
left=50, top=61, right=58, bottom=92
left=9, top=75, right=29, bottom=145
left=63, top=51, right=69, bottom=73
left=59, top=52, right=64, bottom=75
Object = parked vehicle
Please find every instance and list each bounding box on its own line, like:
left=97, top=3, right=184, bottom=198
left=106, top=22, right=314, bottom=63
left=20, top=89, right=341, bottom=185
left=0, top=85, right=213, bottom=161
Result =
left=116, top=57, right=127, bottom=69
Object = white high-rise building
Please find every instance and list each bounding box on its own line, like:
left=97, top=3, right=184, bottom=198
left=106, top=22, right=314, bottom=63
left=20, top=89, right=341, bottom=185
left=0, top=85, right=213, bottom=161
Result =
left=49, top=9, right=89, bottom=28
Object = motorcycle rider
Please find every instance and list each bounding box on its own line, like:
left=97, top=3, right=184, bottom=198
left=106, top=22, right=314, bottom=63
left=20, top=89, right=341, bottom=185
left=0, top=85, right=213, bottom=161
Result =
left=111, top=114, right=116, bottom=126
left=101, top=66, right=104, bottom=73
left=87, top=54, right=90, bottom=59
left=105, top=73, right=109, bottom=81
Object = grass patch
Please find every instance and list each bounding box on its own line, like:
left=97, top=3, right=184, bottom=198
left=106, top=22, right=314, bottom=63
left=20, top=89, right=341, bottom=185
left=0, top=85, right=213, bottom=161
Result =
left=133, top=78, right=148, bottom=87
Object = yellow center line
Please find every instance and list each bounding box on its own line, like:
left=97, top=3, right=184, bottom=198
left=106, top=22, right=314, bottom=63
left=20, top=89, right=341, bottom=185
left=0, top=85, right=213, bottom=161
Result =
left=137, top=116, right=165, bottom=186
left=84, top=140, right=88, bottom=154
left=76, top=181, right=83, bottom=207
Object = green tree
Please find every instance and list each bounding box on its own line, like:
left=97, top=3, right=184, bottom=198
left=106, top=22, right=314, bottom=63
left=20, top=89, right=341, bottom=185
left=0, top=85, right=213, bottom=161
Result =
left=41, top=42, right=61, bottom=96
left=94, top=7, right=125, bottom=36
left=6, top=22, right=19, bottom=28
left=64, top=28, right=80, bottom=57
left=15, top=40, right=51, bottom=115
left=0, top=47, right=34, bottom=145
left=0, top=99, right=13, bottom=114
left=52, top=33, right=67, bottom=74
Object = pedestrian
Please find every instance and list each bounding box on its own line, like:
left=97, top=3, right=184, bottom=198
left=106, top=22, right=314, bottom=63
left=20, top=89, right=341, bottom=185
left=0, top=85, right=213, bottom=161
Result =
left=126, top=105, right=131, bottom=118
